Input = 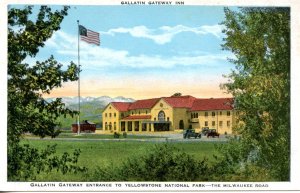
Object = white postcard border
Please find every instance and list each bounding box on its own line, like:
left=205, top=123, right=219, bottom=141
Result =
left=1, top=0, right=299, bottom=192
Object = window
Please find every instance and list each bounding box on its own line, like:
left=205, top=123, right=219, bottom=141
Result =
left=158, top=111, right=165, bottom=121
left=167, top=117, right=169, bottom=121
left=109, top=113, right=111, bottom=117
left=227, top=111, right=231, bottom=116
left=105, top=122, right=108, bottom=130
left=212, top=112, right=216, bottom=117
left=154, top=118, right=156, bottom=121
left=139, top=111, right=140, bottom=115
left=121, top=113, right=124, bottom=118
left=219, top=121, right=223, bottom=127
left=114, top=113, right=116, bottom=117
left=219, top=111, right=222, bottom=116
left=146, top=110, right=148, bottom=114
left=131, top=111, right=134, bottom=115
left=191, top=113, right=193, bottom=119
left=212, top=121, right=215, bottom=126
left=109, top=122, right=112, bottom=130
left=114, top=122, right=116, bottom=130
left=205, top=121, right=208, bottom=126
left=105, top=113, right=107, bottom=117
left=196, top=113, right=198, bottom=117
left=205, top=112, right=208, bottom=117
left=227, top=121, right=230, bottom=127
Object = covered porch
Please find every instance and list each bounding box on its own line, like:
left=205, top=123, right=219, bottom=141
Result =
left=120, top=116, right=171, bottom=132
left=120, top=115, right=152, bottom=132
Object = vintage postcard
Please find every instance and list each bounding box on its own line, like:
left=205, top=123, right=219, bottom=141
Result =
left=1, top=0, right=299, bottom=192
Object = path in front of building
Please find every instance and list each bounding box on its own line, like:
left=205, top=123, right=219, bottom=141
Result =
left=28, top=132, right=230, bottom=143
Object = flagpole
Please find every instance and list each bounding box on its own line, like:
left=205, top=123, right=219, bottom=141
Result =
left=77, top=20, right=81, bottom=135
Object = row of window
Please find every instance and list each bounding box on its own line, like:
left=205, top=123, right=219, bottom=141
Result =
left=104, top=122, right=117, bottom=130
left=105, top=110, right=232, bottom=119
left=191, top=111, right=231, bottom=119
left=105, top=112, right=117, bottom=118
left=205, top=111, right=231, bottom=117
left=204, top=121, right=231, bottom=127
left=104, top=110, right=150, bottom=118
left=131, top=110, right=148, bottom=115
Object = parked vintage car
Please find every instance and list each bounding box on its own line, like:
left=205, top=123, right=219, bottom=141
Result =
left=201, top=127, right=210, bottom=136
left=207, top=129, right=220, bottom=138
left=183, top=129, right=201, bottom=139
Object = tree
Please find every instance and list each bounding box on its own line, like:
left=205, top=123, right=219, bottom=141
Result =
left=8, top=5, right=84, bottom=180
left=220, top=7, right=290, bottom=180
left=172, top=92, right=182, bottom=97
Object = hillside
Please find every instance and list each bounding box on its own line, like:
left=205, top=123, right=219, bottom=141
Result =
left=47, top=96, right=135, bottom=129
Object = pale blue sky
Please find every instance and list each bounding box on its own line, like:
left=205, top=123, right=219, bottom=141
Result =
left=14, top=5, right=235, bottom=99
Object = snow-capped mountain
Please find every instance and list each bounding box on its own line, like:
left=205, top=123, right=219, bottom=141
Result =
left=45, top=96, right=135, bottom=107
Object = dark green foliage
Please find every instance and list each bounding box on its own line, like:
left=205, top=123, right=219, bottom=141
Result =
left=8, top=5, right=83, bottom=180
left=8, top=143, right=87, bottom=181
left=89, top=144, right=209, bottom=181
left=113, top=132, right=120, bottom=138
left=220, top=7, right=290, bottom=181
left=172, top=93, right=182, bottom=97
left=211, top=140, right=275, bottom=181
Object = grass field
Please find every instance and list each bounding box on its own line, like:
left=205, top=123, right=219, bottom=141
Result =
left=21, top=139, right=221, bottom=181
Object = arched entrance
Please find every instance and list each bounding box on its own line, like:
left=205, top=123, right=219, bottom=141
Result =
left=158, top=111, right=165, bottom=121
left=153, top=111, right=169, bottom=131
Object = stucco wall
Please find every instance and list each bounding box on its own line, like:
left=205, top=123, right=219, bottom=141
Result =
left=102, top=104, right=120, bottom=132
left=173, top=108, right=189, bottom=130
left=198, top=110, right=234, bottom=134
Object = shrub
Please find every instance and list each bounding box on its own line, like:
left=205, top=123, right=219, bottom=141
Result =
left=90, top=144, right=209, bottom=181
left=113, top=132, right=120, bottom=138
left=8, top=143, right=87, bottom=181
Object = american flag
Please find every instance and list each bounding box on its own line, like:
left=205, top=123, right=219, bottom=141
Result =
left=79, top=25, right=100, bottom=46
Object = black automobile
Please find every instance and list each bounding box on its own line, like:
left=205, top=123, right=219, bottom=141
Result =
left=183, top=129, right=201, bottom=139
left=207, top=129, right=220, bottom=138
left=201, top=127, right=210, bottom=136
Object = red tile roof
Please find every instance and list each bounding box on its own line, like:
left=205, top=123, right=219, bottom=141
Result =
left=111, top=102, right=132, bottom=112
left=122, top=115, right=151, bottom=120
left=109, top=96, right=234, bottom=112
left=190, top=98, right=234, bottom=111
left=128, top=98, right=160, bottom=110
left=163, top=95, right=197, bottom=108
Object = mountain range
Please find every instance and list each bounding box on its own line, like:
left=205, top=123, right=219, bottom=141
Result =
left=46, top=96, right=135, bottom=128
left=46, top=96, right=135, bottom=109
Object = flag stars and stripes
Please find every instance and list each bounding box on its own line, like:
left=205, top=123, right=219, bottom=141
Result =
left=79, top=25, right=100, bottom=46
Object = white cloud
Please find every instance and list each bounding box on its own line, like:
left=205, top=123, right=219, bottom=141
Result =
left=102, top=24, right=224, bottom=44
left=44, top=30, right=231, bottom=70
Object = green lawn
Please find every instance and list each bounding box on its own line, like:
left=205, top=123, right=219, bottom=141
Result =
left=20, top=139, right=220, bottom=181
